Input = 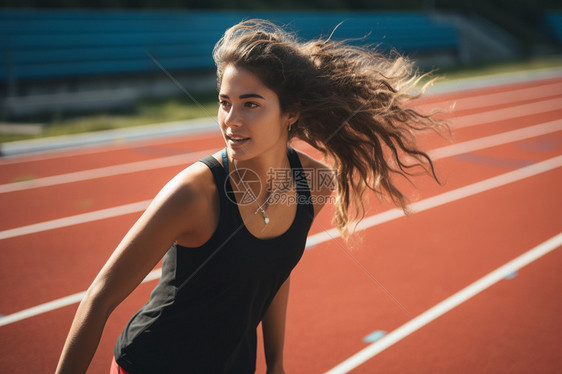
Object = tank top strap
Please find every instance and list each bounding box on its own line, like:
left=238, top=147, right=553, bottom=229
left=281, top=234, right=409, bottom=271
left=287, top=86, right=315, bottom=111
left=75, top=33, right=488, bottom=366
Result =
left=287, top=147, right=315, bottom=218
left=199, top=154, right=226, bottom=184
left=221, top=148, right=229, bottom=175
left=198, top=154, right=234, bottom=215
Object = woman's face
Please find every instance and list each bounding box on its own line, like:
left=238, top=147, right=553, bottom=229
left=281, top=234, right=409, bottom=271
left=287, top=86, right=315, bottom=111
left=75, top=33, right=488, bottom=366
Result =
left=218, top=65, right=295, bottom=161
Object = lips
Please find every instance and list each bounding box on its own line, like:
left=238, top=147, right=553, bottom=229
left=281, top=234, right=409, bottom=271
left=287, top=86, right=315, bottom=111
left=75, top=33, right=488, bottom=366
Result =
left=226, top=134, right=250, bottom=142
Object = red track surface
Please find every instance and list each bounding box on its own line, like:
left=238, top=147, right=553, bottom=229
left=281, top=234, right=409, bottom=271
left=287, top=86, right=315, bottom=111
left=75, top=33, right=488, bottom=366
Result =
left=1, top=76, right=561, bottom=373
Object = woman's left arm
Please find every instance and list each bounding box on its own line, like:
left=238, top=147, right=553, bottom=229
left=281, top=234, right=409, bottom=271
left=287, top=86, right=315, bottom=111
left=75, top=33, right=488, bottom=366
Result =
left=262, top=276, right=290, bottom=374
left=261, top=153, right=335, bottom=373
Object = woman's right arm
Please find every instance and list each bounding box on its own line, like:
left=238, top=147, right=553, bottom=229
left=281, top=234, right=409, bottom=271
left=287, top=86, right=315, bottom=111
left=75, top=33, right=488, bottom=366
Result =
left=55, top=164, right=211, bottom=374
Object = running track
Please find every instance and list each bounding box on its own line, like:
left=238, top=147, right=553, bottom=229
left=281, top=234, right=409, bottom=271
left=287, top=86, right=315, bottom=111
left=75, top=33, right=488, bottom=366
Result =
left=0, top=74, right=561, bottom=373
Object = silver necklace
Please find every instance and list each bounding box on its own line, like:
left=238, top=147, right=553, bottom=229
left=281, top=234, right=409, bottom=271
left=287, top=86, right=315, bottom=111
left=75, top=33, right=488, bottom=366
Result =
left=233, top=157, right=290, bottom=226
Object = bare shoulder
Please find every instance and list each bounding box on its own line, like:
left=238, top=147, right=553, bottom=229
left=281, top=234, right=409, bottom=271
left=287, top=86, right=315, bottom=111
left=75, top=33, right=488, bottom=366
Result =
left=177, top=158, right=217, bottom=194
left=293, top=149, right=335, bottom=217
left=294, top=149, right=328, bottom=169
left=162, top=160, right=214, bottom=207
left=143, top=155, right=220, bottom=246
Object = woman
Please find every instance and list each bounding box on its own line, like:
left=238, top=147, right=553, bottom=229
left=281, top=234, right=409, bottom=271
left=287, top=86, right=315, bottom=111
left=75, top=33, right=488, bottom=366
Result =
left=56, top=19, right=443, bottom=373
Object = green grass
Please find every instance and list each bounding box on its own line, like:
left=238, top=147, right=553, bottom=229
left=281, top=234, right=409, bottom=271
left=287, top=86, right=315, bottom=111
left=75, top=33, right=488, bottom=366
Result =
left=429, top=55, right=562, bottom=82
left=2, top=55, right=561, bottom=144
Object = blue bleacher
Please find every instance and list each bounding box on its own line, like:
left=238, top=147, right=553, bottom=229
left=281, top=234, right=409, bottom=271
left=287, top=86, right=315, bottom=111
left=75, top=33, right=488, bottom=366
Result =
left=0, top=9, right=459, bottom=83
left=544, top=12, right=562, bottom=44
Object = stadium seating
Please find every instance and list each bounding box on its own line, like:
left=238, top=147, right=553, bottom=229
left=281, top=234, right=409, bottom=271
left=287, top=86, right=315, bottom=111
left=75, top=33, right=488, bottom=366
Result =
left=0, top=9, right=460, bottom=83
left=543, top=11, right=562, bottom=44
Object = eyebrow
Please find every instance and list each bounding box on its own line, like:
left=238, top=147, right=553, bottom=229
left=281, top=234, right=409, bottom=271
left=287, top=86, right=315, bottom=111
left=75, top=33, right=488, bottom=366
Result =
left=219, top=93, right=265, bottom=100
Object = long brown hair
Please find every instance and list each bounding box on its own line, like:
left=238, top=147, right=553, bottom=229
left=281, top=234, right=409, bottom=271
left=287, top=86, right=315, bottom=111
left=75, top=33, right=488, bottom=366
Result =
left=213, top=19, right=447, bottom=240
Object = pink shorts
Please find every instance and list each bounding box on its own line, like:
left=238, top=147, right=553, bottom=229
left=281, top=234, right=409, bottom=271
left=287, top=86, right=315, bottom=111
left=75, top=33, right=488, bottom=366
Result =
left=110, top=356, right=131, bottom=374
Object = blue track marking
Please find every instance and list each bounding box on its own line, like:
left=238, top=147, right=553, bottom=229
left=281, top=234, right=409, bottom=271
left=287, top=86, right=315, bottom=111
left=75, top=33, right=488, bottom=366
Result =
left=518, top=137, right=561, bottom=153
left=503, top=271, right=518, bottom=279
left=363, top=330, right=387, bottom=343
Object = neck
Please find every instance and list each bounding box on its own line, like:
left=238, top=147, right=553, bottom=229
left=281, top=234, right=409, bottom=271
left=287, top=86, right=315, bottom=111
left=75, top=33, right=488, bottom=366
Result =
left=230, top=145, right=291, bottom=204
left=232, top=145, right=290, bottom=181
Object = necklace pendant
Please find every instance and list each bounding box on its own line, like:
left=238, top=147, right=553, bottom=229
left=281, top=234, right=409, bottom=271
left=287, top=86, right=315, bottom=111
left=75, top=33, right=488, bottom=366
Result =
left=255, top=207, right=270, bottom=225
left=260, top=209, right=270, bottom=225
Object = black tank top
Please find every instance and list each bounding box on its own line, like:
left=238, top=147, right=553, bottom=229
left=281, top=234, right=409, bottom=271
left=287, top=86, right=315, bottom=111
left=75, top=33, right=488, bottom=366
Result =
left=115, top=147, right=314, bottom=373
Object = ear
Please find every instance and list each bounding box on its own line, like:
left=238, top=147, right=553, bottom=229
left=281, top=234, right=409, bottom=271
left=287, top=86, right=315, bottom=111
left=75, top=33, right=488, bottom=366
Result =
left=286, top=111, right=300, bottom=127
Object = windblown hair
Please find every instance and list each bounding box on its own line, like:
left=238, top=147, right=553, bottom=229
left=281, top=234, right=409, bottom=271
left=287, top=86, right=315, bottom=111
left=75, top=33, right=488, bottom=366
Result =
left=213, top=19, right=447, bottom=241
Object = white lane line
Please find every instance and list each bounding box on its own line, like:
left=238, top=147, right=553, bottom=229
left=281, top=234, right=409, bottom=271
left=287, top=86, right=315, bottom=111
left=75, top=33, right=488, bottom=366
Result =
left=0, top=269, right=162, bottom=327
left=0, top=148, right=216, bottom=194
left=416, top=82, right=562, bottom=112
left=451, top=97, right=562, bottom=129
left=428, top=119, right=562, bottom=160
left=426, top=68, right=562, bottom=96
left=324, top=232, right=562, bottom=374
left=2, top=96, right=561, bottom=194
left=0, top=200, right=151, bottom=240
left=1, top=122, right=561, bottom=240
left=1, top=156, right=560, bottom=327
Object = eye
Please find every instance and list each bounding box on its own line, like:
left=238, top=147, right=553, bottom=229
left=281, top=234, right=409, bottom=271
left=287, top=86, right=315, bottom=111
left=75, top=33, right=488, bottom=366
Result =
left=219, top=100, right=231, bottom=110
left=245, top=102, right=259, bottom=109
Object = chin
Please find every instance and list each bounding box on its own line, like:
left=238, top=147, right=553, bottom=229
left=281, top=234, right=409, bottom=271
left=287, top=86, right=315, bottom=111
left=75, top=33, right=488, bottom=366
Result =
left=226, top=144, right=253, bottom=161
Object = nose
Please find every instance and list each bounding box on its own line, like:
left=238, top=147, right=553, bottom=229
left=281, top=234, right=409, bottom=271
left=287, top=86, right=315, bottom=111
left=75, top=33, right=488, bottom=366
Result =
left=224, top=105, right=243, bottom=128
